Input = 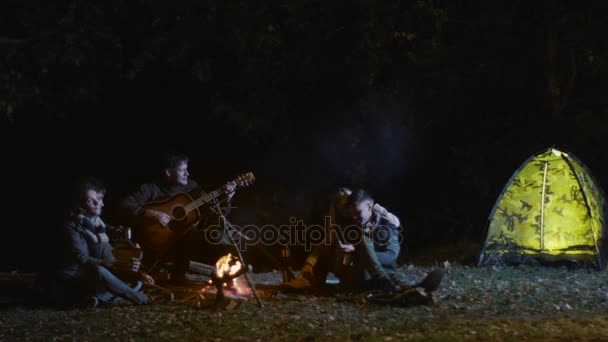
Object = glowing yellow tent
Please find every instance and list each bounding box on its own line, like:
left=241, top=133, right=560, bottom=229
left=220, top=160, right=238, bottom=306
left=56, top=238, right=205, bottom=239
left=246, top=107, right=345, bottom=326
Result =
left=478, top=148, right=608, bottom=269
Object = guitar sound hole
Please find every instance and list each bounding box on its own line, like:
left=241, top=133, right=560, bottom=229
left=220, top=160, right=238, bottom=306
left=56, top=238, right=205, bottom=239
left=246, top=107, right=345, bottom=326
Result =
left=172, top=206, right=186, bottom=221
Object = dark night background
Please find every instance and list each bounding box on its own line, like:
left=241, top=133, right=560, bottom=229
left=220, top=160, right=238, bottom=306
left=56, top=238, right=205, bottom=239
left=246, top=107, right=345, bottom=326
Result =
left=2, top=0, right=608, bottom=272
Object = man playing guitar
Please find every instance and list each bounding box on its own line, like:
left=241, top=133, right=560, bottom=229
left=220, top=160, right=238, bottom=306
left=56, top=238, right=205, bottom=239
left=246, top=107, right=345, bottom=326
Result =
left=120, top=151, right=252, bottom=285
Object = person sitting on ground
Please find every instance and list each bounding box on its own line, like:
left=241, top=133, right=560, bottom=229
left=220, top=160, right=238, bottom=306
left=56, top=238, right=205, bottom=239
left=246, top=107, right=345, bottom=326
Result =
left=282, top=187, right=403, bottom=292
left=283, top=188, right=443, bottom=297
left=345, top=189, right=444, bottom=294
left=119, top=151, right=238, bottom=285
left=48, top=177, right=154, bottom=309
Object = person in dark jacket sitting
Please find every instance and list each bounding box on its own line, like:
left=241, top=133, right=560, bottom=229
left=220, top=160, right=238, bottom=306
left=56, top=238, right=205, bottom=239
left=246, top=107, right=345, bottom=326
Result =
left=48, top=178, right=153, bottom=309
left=282, top=187, right=402, bottom=293
left=346, top=189, right=443, bottom=294
left=119, top=151, right=238, bottom=285
left=282, top=188, right=443, bottom=296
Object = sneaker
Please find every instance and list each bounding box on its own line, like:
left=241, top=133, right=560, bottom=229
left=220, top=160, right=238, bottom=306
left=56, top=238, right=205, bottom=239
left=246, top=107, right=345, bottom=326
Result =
left=414, top=269, right=444, bottom=293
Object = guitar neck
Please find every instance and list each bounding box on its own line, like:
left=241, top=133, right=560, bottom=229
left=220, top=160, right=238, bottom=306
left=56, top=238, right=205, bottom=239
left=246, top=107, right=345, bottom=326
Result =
left=184, top=189, right=223, bottom=213
left=181, top=172, right=253, bottom=214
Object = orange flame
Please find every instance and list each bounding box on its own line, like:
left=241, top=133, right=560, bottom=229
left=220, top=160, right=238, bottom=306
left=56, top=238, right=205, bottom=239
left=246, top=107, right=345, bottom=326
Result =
left=215, top=253, right=242, bottom=278
left=203, top=253, right=251, bottom=296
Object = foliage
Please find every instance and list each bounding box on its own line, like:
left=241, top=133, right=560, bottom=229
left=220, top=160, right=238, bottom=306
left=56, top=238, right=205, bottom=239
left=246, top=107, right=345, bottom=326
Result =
left=0, top=0, right=443, bottom=127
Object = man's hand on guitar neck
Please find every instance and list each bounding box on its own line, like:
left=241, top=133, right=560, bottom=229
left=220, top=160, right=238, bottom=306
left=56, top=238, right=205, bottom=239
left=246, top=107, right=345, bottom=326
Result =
left=144, top=209, right=172, bottom=228
left=223, top=181, right=237, bottom=201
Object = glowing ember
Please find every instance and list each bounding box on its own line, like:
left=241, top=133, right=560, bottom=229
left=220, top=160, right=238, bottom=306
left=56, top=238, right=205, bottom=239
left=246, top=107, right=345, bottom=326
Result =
left=215, top=253, right=242, bottom=278
left=233, top=276, right=252, bottom=295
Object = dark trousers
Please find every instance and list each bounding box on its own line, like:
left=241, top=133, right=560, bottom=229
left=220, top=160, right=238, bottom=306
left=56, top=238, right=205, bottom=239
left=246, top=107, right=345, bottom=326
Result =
left=311, top=235, right=412, bottom=292
left=95, top=265, right=147, bottom=304
left=48, top=264, right=146, bottom=308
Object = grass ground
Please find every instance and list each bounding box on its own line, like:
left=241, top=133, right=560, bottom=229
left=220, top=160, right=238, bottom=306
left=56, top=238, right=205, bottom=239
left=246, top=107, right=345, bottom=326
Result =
left=2, top=264, right=608, bottom=341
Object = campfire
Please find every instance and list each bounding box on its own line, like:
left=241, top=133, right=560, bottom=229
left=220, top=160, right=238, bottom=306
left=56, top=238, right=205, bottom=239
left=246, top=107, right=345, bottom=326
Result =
left=185, top=253, right=262, bottom=309
left=190, top=254, right=250, bottom=309
left=211, top=253, right=248, bottom=297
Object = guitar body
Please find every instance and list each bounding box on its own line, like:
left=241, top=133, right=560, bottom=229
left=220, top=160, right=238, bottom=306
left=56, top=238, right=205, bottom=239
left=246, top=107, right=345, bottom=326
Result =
left=132, top=172, right=255, bottom=250
left=135, top=192, right=201, bottom=249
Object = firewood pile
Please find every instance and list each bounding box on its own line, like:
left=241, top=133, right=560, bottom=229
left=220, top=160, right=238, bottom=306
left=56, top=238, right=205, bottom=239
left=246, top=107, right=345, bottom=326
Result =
left=173, top=260, right=250, bottom=310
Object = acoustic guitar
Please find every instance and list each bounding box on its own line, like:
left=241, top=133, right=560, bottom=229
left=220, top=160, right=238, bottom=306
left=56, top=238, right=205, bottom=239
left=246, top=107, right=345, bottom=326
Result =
left=134, top=172, right=255, bottom=249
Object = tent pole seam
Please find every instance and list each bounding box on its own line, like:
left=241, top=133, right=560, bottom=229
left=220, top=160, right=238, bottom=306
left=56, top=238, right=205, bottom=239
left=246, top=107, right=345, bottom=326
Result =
left=540, top=161, right=549, bottom=252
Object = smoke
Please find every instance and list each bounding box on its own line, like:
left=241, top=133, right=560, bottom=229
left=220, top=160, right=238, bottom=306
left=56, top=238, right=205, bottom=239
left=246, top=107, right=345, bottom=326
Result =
left=247, top=94, right=417, bottom=226
left=317, top=94, right=414, bottom=188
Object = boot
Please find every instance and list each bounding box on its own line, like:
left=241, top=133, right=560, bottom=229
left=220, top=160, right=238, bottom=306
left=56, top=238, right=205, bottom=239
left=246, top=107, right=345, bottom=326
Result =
left=413, top=269, right=444, bottom=293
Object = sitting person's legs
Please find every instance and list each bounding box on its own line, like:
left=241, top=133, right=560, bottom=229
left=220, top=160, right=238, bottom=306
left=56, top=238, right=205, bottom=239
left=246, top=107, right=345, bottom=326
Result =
left=353, top=235, right=394, bottom=289
left=95, top=265, right=148, bottom=304
left=374, top=249, right=414, bottom=287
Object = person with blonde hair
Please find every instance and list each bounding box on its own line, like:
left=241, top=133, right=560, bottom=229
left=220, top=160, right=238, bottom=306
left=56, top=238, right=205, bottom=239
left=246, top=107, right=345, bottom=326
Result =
left=281, top=187, right=402, bottom=293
